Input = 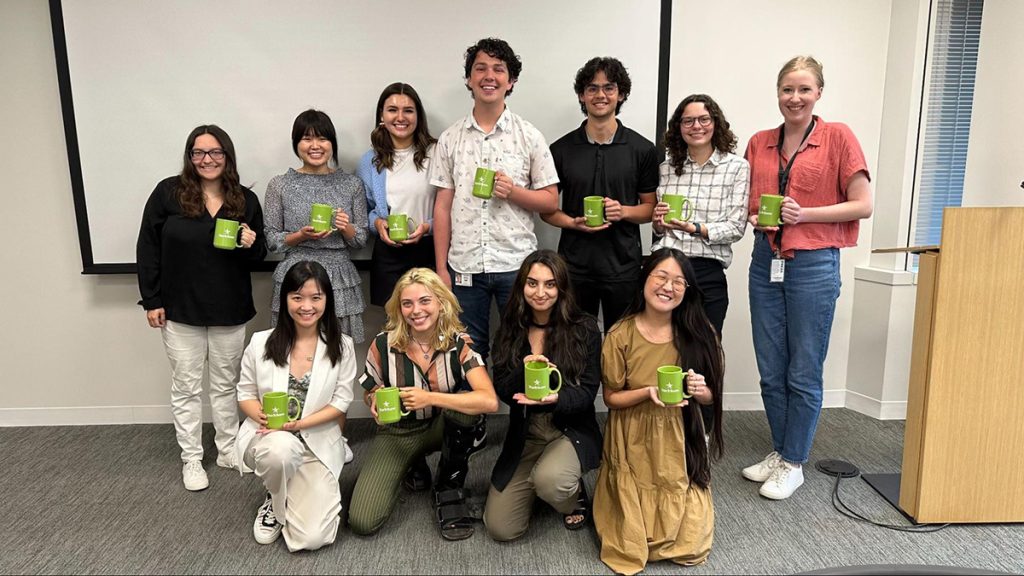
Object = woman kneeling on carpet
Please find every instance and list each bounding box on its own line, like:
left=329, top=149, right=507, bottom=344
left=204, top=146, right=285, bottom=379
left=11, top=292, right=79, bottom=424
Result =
left=235, top=260, right=357, bottom=550
left=348, top=267, right=498, bottom=540
left=483, top=250, right=602, bottom=540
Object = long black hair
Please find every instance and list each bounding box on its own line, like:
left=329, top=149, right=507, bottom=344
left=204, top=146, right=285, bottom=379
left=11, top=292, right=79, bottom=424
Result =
left=264, top=261, right=344, bottom=367
left=492, top=250, right=594, bottom=382
left=620, top=248, right=725, bottom=488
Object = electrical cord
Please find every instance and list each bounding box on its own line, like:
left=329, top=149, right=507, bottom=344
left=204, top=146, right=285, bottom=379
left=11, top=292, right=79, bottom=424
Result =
left=816, top=460, right=952, bottom=533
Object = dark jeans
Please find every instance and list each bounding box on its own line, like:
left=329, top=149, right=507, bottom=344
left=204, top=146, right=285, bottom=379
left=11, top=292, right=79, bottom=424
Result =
left=449, top=266, right=516, bottom=362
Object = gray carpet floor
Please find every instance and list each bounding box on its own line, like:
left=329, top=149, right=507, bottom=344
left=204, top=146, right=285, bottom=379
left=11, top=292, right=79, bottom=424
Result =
left=1, top=409, right=1021, bottom=575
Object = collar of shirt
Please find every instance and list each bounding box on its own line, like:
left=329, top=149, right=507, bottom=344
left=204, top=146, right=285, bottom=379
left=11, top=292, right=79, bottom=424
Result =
left=463, top=106, right=513, bottom=135
left=766, top=115, right=824, bottom=153
left=684, top=148, right=730, bottom=168
left=571, top=119, right=626, bottom=146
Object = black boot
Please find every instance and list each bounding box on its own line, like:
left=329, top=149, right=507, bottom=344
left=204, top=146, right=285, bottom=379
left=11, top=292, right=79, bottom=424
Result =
left=433, top=417, right=476, bottom=541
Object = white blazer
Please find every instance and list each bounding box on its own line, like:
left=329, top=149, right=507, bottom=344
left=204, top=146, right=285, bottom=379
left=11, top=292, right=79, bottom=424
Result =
left=235, top=329, right=357, bottom=479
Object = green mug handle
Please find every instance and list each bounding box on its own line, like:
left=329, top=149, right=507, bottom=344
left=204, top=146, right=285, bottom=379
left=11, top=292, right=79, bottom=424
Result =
left=680, top=373, right=693, bottom=399
left=288, top=396, right=302, bottom=422
left=548, top=366, right=562, bottom=394
left=679, top=198, right=693, bottom=222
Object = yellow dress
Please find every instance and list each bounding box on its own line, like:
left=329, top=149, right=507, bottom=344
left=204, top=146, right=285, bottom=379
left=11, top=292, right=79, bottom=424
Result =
left=593, top=317, right=714, bottom=575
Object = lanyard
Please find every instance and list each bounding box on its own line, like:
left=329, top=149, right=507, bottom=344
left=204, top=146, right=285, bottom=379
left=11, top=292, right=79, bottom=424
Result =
left=772, top=119, right=816, bottom=254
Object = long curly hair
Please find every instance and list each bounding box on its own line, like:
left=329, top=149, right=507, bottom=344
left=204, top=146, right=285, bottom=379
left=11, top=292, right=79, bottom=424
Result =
left=619, top=248, right=725, bottom=488
left=664, top=94, right=737, bottom=176
left=384, top=268, right=465, bottom=353
left=370, top=82, right=436, bottom=172
left=177, top=125, right=245, bottom=219
left=492, top=250, right=593, bottom=383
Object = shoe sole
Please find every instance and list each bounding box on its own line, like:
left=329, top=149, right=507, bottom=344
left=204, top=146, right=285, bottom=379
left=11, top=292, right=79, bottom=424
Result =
left=184, top=481, right=209, bottom=492
left=758, top=478, right=804, bottom=500
left=253, top=531, right=282, bottom=545
left=742, top=469, right=772, bottom=483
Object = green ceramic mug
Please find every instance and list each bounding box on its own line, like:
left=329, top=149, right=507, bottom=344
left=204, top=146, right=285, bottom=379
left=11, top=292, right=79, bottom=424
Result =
left=656, top=366, right=691, bottom=405
left=213, top=218, right=243, bottom=250
left=524, top=361, right=562, bottom=401
left=583, top=196, right=607, bottom=227
left=375, top=387, right=410, bottom=424
left=662, top=194, right=693, bottom=223
left=387, top=214, right=416, bottom=242
left=758, top=194, right=784, bottom=227
left=309, top=203, right=336, bottom=233
left=263, top=391, right=301, bottom=429
left=472, top=167, right=496, bottom=199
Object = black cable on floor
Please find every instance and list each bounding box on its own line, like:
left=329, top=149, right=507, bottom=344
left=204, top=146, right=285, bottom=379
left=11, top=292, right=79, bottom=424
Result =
left=816, top=460, right=951, bottom=533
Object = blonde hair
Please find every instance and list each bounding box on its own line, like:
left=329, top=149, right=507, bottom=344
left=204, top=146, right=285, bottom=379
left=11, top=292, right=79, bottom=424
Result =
left=384, top=268, right=465, bottom=352
left=776, top=55, right=825, bottom=90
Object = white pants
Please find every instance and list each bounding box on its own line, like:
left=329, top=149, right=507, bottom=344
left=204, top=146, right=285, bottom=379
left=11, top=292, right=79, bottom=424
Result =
left=162, top=320, right=245, bottom=462
left=244, top=432, right=341, bottom=552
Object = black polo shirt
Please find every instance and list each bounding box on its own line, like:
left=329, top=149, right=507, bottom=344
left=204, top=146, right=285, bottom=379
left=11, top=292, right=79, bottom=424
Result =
left=550, top=120, right=661, bottom=279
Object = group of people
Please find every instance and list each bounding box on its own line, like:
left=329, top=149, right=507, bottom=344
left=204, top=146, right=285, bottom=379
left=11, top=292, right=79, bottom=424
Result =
left=136, top=36, right=871, bottom=573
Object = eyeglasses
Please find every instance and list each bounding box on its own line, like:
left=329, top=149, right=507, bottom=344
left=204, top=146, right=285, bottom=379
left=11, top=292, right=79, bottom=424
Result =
left=681, top=115, right=713, bottom=128
left=584, top=83, right=618, bottom=96
left=648, top=271, right=688, bottom=292
left=190, top=148, right=226, bottom=162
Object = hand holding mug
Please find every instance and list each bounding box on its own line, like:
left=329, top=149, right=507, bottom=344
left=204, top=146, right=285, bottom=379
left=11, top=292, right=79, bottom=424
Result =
left=493, top=171, right=514, bottom=200
left=238, top=223, right=256, bottom=249
left=648, top=385, right=687, bottom=408
left=333, top=209, right=351, bottom=231
left=604, top=197, right=624, bottom=222
left=571, top=216, right=610, bottom=233
left=398, top=386, right=432, bottom=411
left=146, top=308, right=166, bottom=328
left=780, top=196, right=803, bottom=225
left=513, top=392, right=559, bottom=405
left=375, top=218, right=401, bottom=247
left=655, top=202, right=689, bottom=231
left=295, top=226, right=332, bottom=243
left=280, top=419, right=302, bottom=432
left=749, top=213, right=779, bottom=233
left=686, top=369, right=710, bottom=402
left=402, top=222, right=430, bottom=245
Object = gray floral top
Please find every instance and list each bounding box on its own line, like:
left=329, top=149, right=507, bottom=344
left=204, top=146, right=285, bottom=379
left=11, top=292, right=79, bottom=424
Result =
left=287, top=371, right=311, bottom=440
left=265, top=168, right=368, bottom=342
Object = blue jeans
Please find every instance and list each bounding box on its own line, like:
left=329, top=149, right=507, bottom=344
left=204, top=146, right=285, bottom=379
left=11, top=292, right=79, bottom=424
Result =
left=449, top=266, right=516, bottom=362
left=748, top=233, right=840, bottom=464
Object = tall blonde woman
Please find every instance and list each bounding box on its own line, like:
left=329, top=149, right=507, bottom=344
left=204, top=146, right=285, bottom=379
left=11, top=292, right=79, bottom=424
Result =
left=742, top=56, right=872, bottom=500
left=348, top=268, right=498, bottom=541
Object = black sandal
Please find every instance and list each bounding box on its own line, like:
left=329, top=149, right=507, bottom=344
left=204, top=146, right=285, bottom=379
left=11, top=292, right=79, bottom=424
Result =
left=402, top=456, right=432, bottom=492
left=433, top=488, right=475, bottom=541
left=563, top=483, right=590, bottom=531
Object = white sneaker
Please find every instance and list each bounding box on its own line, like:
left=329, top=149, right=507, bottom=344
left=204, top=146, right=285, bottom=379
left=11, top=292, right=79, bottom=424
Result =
left=759, top=460, right=804, bottom=500
left=742, top=451, right=781, bottom=482
left=343, top=436, right=354, bottom=464
left=182, top=460, right=209, bottom=491
left=216, top=451, right=238, bottom=471
left=253, top=494, right=282, bottom=545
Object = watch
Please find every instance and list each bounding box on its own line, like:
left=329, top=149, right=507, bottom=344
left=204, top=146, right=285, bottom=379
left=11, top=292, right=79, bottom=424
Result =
left=690, top=222, right=702, bottom=237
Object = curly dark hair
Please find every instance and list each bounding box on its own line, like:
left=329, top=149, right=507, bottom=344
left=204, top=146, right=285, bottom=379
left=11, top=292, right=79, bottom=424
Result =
left=177, top=125, right=245, bottom=219
left=664, top=94, right=737, bottom=176
left=463, top=38, right=522, bottom=96
left=572, top=57, right=632, bottom=116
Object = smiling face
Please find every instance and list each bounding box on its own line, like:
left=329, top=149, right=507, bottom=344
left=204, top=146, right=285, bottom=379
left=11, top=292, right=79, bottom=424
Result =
left=579, top=70, right=622, bottom=121
left=643, top=257, right=687, bottom=314
left=777, top=69, right=822, bottom=126
left=680, top=101, right=714, bottom=151
left=297, top=130, right=333, bottom=173
left=190, top=133, right=225, bottom=183
left=467, top=51, right=513, bottom=105
left=400, top=282, right=440, bottom=338
left=523, top=263, right=558, bottom=317
left=381, top=93, right=418, bottom=147
left=287, top=278, right=326, bottom=331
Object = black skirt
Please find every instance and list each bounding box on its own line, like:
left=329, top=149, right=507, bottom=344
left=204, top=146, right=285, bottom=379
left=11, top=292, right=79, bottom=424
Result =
left=369, top=236, right=436, bottom=307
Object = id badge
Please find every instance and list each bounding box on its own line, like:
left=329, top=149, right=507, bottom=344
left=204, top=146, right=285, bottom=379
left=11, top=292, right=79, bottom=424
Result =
left=770, top=258, right=785, bottom=283
left=454, top=272, right=473, bottom=287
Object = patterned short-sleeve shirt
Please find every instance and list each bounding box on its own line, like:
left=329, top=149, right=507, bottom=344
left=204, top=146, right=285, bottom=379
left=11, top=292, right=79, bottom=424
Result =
left=430, top=107, right=559, bottom=274
left=359, top=331, right=485, bottom=421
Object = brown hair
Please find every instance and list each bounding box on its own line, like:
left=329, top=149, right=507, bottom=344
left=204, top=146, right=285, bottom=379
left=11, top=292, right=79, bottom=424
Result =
left=370, top=83, right=436, bottom=172
left=664, top=94, right=737, bottom=176
left=177, top=125, right=245, bottom=219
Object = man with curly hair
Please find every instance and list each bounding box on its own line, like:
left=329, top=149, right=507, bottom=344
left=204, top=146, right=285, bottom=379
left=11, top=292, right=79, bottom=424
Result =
left=543, top=57, right=661, bottom=332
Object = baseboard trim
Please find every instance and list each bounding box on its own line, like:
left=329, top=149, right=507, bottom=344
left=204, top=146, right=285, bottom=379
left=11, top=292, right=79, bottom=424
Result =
left=845, top=390, right=907, bottom=420
left=722, top=389, right=847, bottom=412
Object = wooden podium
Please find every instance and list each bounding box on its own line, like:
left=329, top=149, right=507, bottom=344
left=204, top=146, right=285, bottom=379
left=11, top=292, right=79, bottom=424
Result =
left=868, top=207, right=1024, bottom=523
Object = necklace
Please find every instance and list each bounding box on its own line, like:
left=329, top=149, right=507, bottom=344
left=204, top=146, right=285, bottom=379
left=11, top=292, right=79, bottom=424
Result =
left=411, top=337, right=433, bottom=361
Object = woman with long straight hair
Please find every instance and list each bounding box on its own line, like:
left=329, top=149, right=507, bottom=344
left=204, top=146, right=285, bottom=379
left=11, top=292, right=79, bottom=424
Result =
left=137, top=124, right=266, bottom=491
left=483, top=250, right=602, bottom=540
left=356, top=82, right=438, bottom=307
left=235, top=260, right=356, bottom=551
left=593, top=248, right=724, bottom=574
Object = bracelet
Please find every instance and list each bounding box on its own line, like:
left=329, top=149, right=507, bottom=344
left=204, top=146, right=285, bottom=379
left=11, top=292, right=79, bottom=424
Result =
left=691, top=222, right=702, bottom=237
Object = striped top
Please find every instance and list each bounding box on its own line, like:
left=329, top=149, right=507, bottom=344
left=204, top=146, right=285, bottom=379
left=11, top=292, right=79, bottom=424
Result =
left=359, top=331, right=485, bottom=421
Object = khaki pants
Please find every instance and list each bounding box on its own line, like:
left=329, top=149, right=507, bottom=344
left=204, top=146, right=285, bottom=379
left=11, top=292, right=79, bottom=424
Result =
left=484, top=413, right=582, bottom=541
left=244, top=432, right=341, bottom=552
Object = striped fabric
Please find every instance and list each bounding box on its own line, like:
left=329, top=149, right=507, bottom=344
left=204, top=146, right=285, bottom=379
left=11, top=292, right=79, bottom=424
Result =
left=359, top=331, right=484, bottom=421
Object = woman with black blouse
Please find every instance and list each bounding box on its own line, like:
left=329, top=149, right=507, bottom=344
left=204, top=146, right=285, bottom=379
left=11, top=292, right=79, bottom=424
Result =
left=483, top=250, right=602, bottom=539
left=137, top=124, right=267, bottom=492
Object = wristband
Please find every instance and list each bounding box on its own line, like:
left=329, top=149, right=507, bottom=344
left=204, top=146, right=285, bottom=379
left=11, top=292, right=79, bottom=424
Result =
left=691, top=222, right=702, bottom=237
